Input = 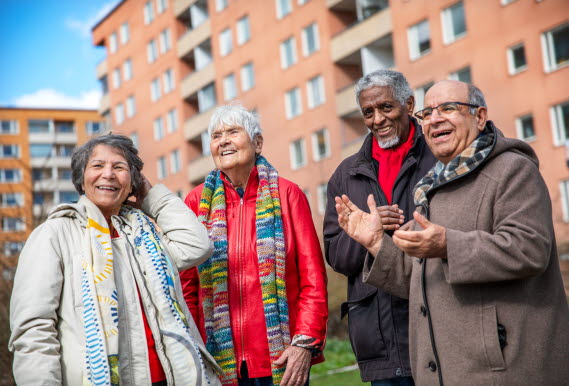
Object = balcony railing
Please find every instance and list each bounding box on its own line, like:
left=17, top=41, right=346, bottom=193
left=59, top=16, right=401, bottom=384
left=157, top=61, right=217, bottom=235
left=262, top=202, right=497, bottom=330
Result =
left=184, top=109, right=214, bottom=141
left=99, top=93, right=110, bottom=114
left=174, top=0, right=198, bottom=18
left=96, top=59, right=108, bottom=79
left=178, top=19, right=211, bottom=60
left=336, top=83, right=358, bottom=118
left=187, top=154, right=215, bottom=183
left=180, top=62, right=215, bottom=100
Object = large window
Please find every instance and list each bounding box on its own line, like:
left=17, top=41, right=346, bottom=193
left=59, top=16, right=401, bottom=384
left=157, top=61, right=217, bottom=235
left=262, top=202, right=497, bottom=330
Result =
left=198, top=83, right=217, bottom=112
left=147, top=39, right=158, bottom=63
left=109, top=32, right=118, bottom=53
left=414, top=82, right=434, bottom=112
left=86, top=121, right=103, bottom=135
left=4, top=241, right=25, bottom=257
left=408, top=20, right=431, bottom=60
left=156, top=0, right=168, bottom=14
left=30, top=144, right=53, bottom=158
left=290, top=138, right=307, bottom=170
left=170, top=149, right=181, bottom=174
left=144, top=1, right=155, bottom=24
left=0, top=169, right=22, bottom=183
left=59, top=168, right=73, bottom=180
left=223, top=73, right=237, bottom=101
left=115, top=103, right=125, bottom=125
left=441, top=1, right=467, bottom=44
left=312, top=128, right=330, bottom=161
left=285, top=87, right=302, bottom=119
left=316, top=183, right=327, bottom=215
left=123, top=58, right=133, bottom=81
left=449, top=66, right=471, bottom=83
left=59, top=191, right=79, bottom=204
left=542, top=22, right=569, bottom=73
left=515, top=114, right=535, bottom=142
left=154, top=116, right=165, bottom=140
left=163, top=68, right=175, bottom=94
left=216, top=0, right=228, bottom=12
left=0, top=145, right=19, bottom=158
left=307, top=75, right=325, bottom=109
left=28, top=119, right=50, bottom=133
left=126, top=95, right=136, bottom=118
left=561, top=180, right=569, bottom=222
left=151, top=77, right=161, bottom=101
left=166, top=108, right=178, bottom=133
left=276, top=0, right=292, bottom=19
left=507, top=43, right=527, bottom=75
left=301, top=23, right=319, bottom=57
left=1, top=192, right=23, bottom=207
left=280, top=37, right=297, bottom=69
left=159, top=28, right=172, bottom=54
left=551, top=100, right=569, bottom=146
left=1, top=120, right=18, bottom=134
left=56, top=144, right=74, bottom=157
left=157, top=156, right=168, bottom=179
left=120, top=22, right=129, bottom=44
left=219, top=28, right=233, bottom=56
left=2, top=217, right=25, bottom=232
left=241, top=62, right=255, bottom=92
left=236, top=15, right=251, bottom=45
left=112, top=67, right=121, bottom=89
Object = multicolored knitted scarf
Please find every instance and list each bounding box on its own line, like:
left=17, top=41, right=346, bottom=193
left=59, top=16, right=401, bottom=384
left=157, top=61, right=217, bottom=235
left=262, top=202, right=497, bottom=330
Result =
left=414, top=125, right=496, bottom=209
left=197, top=155, right=290, bottom=385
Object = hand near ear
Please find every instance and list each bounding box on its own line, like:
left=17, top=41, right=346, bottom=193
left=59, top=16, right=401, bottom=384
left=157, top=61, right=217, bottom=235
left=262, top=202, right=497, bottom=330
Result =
left=392, top=211, right=447, bottom=259
left=127, top=173, right=152, bottom=209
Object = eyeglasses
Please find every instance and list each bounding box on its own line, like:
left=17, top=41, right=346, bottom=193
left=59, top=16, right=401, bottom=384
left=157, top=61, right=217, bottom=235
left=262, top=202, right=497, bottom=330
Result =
left=414, top=101, right=480, bottom=121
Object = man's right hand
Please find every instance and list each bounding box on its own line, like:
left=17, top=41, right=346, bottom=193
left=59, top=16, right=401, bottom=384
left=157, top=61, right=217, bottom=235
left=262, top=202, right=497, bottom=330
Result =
left=335, top=194, right=385, bottom=257
left=377, top=204, right=404, bottom=231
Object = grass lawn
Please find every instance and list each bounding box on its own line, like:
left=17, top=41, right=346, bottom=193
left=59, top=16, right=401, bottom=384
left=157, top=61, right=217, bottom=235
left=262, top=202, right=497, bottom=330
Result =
left=310, top=339, right=366, bottom=385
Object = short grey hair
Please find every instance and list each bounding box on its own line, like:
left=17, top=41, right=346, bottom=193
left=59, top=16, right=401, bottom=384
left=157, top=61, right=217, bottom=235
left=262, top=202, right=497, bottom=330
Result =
left=71, top=134, right=144, bottom=196
left=207, top=103, right=261, bottom=140
left=467, top=84, right=487, bottom=114
left=355, top=69, right=413, bottom=107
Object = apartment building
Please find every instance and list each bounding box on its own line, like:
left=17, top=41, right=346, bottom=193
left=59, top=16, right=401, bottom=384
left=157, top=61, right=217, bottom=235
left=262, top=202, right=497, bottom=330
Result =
left=0, top=108, right=104, bottom=279
left=92, top=0, right=569, bottom=252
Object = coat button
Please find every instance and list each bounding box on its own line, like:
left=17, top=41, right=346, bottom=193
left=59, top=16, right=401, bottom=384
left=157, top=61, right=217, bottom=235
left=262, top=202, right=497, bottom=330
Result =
left=420, top=305, right=427, bottom=316
left=428, top=361, right=437, bottom=372
left=395, top=368, right=402, bottom=376
left=416, top=258, right=422, bottom=263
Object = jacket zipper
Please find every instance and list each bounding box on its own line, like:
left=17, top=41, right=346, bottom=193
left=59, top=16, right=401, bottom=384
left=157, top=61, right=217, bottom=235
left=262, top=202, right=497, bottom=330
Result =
left=238, top=196, right=245, bottom=367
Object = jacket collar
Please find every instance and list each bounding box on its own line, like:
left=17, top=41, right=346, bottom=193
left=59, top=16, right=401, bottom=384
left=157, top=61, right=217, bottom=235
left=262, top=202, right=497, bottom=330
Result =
left=220, top=166, right=259, bottom=202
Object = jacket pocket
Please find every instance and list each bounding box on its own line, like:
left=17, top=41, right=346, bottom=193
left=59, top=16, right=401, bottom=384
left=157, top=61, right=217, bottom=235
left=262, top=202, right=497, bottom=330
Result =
left=481, top=305, right=507, bottom=371
left=343, top=292, right=387, bottom=362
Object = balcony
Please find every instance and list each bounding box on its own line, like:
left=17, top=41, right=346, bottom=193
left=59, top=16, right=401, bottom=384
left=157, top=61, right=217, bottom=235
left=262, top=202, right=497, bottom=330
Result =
left=96, top=59, right=107, bottom=79
left=180, top=62, right=215, bottom=101
left=187, top=154, right=215, bottom=184
left=341, top=137, right=366, bottom=160
left=30, top=156, right=72, bottom=168
left=331, top=8, right=392, bottom=63
left=336, top=83, right=359, bottom=118
left=29, top=132, right=77, bottom=144
left=99, top=93, right=110, bottom=115
left=327, top=0, right=356, bottom=11
left=33, top=179, right=75, bottom=192
left=185, top=109, right=214, bottom=141
left=174, top=0, right=198, bottom=18
left=178, top=19, right=211, bottom=60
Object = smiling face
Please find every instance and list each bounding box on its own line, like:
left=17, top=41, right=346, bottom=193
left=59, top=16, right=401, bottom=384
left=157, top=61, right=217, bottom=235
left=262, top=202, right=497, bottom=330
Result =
left=82, top=144, right=132, bottom=219
left=359, top=86, right=414, bottom=149
left=210, top=124, right=263, bottom=186
left=422, top=81, right=487, bottom=164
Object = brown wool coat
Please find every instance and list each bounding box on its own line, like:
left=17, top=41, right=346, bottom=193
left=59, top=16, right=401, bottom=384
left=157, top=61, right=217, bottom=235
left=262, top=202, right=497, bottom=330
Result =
left=363, top=128, right=569, bottom=385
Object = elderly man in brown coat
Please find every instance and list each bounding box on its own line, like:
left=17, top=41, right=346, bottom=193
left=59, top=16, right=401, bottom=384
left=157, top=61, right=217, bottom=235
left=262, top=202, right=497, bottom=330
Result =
left=335, top=80, right=569, bottom=385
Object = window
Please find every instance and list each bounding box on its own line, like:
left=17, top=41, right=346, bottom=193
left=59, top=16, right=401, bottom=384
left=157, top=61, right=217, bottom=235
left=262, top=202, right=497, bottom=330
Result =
left=59, top=191, right=79, bottom=204
left=240, top=62, right=255, bottom=92
left=28, top=119, right=50, bottom=133
left=54, top=121, right=73, bottom=133
left=507, top=43, right=527, bottom=75
left=2, top=217, right=25, bottom=232
left=159, top=28, right=172, bottom=54
left=4, top=241, right=24, bottom=257
left=276, top=0, right=292, bottom=19
left=449, top=66, right=472, bottom=83
left=408, top=20, right=431, bottom=60
left=307, top=75, right=325, bottom=109
left=316, top=183, right=327, bottom=215
left=86, top=121, right=103, bottom=135
left=201, top=131, right=212, bottom=155
left=289, top=138, right=307, bottom=169
left=130, top=133, right=139, bottom=149
left=59, top=168, right=73, bottom=180
left=551, top=100, right=569, bottom=146
left=151, top=77, right=161, bottom=101
left=120, top=22, right=129, bottom=44
left=501, top=0, right=517, bottom=4
left=223, top=73, right=237, bottom=101
left=198, top=83, right=217, bottom=112
left=144, top=1, right=154, bottom=24
left=30, top=144, right=53, bottom=158
left=126, top=95, right=136, bottom=118
left=561, top=180, right=569, bottom=222
left=170, top=149, right=181, bottom=174
left=414, top=82, right=434, bottom=111
left=109, top=32, right=118, bottom=53
left=147, top=39, right=158, bottom=63
left=312, top=128, right=330, bottom=161
left=154, top=117, right=165, bottom=140
left=112, top=67, right=121, bottom=89
left=301, top=23, right=319, bottom=56
left=163, top=68, right=175, bottom=94
left=0, top=169, right=21, bottom=183
left=100, top=75, right=109, bottom=94
left=236, top=15, right=251, bottom=45
left=298, top=0, right=309, bottom=4
left=280, top=37, right=297, bottom=69
left=515, top=114, right=535, bottom=141
left=32, top=168, right=52, bottom=181
left=157, top=156, right=168, bottom=179
left=0, top=145, right=19, bottom=158
left=123, top=58, right=132, bottom=81
left=542, top=22, right=569, bottom=72
left=216, top=0, right=229, bottom=12
left=1, top=120, right=18, bottom=134
left=156, top=0, right=168, bottom=14
left=166, top=109, right=178, bottom=133
left=285, top=87, right=302, bottom=119
left=219, top=28, right=233, bottom=56
left=56, top=145, right=74, bottom=157
left=1, top=192, right=23, bottom=207
left=441, top=1, right=467, bottom=44
left=115, top=103, right=125, bottom=125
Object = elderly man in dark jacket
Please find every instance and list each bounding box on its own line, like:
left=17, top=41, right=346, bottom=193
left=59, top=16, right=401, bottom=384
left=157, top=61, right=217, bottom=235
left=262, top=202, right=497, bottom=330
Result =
left=324, top=70, right=436, bottom=385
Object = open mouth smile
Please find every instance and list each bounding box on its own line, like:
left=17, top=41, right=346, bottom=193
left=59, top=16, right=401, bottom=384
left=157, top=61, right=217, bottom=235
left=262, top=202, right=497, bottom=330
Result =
left=97, top=186, right=119, bottom=191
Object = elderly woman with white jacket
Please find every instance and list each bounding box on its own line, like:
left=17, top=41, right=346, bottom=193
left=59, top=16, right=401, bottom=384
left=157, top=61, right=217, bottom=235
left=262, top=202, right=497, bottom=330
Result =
left=9, top=134, right=222, bottom=386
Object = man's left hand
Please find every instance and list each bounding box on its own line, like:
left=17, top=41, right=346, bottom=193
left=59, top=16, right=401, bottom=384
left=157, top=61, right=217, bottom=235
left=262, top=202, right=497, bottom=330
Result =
left=392, top=211, right=447, bottom=259
left=274, top=345, right=311, bottom=386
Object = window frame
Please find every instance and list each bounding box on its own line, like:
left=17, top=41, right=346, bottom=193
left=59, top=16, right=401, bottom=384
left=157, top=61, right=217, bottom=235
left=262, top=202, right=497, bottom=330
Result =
left=515, top=113, right=536, bottom=142
left=289, top=137, right=307, bottom=170
left=0, top=168, right=22, bottom=183
left=507, top=42, right=527, bottom=75
left=157, top=156, right=168, bottom=180
left=541, top=22, right=569, bottom=73
left=1, top=120, right=19, bottom=134
left=441, top=1, right=467, bottom=45
left=280, top=36, right=298, bottom=69
left=236, top=15, right=251, bottom=46
left=316, top=183, right=327, bottom=215
left=276, top=0, right=292, bottom=19
left=306, top=75, right=325, bottom=109
left=115, top=103, right=125, bottom=125
left=240, top=62, right=255, bottom=92
left=153, top=116, right=165, bottom=141
left=407, top=19, right=431, bottom=60
left=144, top=1, right=155, bottom=24
left=285, top=87, right=303, bottom=119
left=550, top=100, right=569, bottom=146
left=109, top=32, right=118, bottom=54
left=120, top=22, right=129, bottom=45
left=0, top=144, right=20, bottom=159
left=311, top=128, right=331, bottom=162
left=219, top=28, right=233, bottom=57
left=170, top=149, right=181, bottom=174
left=301, top=22, right=320, bottom=57
left=147, top=39, right=158, bottom=63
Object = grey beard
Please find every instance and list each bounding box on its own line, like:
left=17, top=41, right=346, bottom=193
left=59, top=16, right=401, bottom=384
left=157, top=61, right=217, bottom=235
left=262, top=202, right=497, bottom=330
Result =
left=377, top=136, right=400, bottom=149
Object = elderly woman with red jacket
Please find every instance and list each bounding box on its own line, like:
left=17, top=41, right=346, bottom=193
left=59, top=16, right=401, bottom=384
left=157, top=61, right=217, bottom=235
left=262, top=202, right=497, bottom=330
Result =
left=180, top=103, right=328, bottom=386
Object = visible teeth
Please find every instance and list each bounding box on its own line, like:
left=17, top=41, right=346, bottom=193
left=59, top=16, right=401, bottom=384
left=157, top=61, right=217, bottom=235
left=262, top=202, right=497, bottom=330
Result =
left=377, top=126, right=392, bottom=133
left=222, top=151, right=236, bottom=156
left=434, top=131, right=451, bottom=138
left=98, top=187, right=118, bottom=191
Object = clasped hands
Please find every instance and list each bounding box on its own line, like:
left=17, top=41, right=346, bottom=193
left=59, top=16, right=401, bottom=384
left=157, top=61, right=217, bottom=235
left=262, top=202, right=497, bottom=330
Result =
left=335, top=194, right=447, bottom=259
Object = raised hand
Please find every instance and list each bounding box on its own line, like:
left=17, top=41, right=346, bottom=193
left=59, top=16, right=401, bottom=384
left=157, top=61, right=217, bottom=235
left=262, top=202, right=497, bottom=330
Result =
left=377, top=204, right=404, bottom=231
left=127, top=173, right=152, bottom=209
left=392, top=211, right=447, bottom=259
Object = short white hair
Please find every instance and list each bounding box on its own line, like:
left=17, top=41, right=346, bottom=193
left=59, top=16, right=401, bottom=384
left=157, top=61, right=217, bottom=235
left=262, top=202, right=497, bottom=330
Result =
left=207, top=103, right=261, bottom=140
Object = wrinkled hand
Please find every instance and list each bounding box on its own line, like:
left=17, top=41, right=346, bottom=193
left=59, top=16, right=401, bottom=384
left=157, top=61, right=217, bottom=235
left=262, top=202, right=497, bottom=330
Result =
left=377, top=204, right=404, bottom=231
left=127, top=173, right=152, bottom=209
left=392, top=211, right=447, bottom=259
left=335, top=194, right=384, bottom=257
left=274, top=346, right=311, bottom=386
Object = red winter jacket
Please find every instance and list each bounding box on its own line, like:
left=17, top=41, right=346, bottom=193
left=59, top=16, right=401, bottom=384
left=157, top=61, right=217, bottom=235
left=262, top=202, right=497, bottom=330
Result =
left=180, top=167, right=328, bottom=378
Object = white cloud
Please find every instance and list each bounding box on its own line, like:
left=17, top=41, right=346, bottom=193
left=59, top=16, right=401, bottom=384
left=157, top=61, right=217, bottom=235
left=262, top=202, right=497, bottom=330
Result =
left=12, top=89, right=102, bottom=110
left=65, top=1, right=119, bottom=38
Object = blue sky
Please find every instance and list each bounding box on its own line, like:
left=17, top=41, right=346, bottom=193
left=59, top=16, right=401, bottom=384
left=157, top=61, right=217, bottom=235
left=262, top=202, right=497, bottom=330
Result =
left=0, top=0, right=121, bottom=109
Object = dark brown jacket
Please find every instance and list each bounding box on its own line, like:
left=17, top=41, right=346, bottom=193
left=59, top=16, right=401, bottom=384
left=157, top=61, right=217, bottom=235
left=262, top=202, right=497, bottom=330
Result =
left=363, top=124, right=569, bottom=385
